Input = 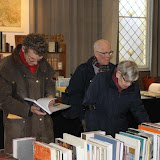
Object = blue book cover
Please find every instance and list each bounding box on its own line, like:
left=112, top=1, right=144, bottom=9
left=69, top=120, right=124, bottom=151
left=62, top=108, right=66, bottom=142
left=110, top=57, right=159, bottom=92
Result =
left=94, top=133, right=117, bottom=160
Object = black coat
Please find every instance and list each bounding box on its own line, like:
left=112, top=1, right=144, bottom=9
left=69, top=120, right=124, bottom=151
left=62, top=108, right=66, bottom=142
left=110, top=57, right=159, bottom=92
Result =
left=62, top=56, right=115, bottom=119
left=83, top=70, right=150, bottom=137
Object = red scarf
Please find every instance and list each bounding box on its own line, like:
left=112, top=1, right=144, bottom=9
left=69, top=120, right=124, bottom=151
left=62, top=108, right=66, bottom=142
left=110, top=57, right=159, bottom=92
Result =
left=19, top=49, right=38, bottom=73
left=112, top=69, right=123, bottom=93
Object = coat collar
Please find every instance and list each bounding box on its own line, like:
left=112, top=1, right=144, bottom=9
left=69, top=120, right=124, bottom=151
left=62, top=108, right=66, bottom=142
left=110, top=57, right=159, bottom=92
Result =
left=106, top=68, right=136, bottom=93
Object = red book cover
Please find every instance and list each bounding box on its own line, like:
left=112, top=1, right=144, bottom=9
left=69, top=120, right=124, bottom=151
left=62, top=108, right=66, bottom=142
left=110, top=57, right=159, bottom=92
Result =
left=33, top=141, right=55, bottom=160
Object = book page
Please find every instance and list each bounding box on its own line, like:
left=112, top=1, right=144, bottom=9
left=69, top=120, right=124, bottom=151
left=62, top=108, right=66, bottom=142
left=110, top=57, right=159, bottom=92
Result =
left=24, top=97, right=55, bottom=114
left=49, top=103, right=71, bottom=113
left=37, top=98, right=55, bottom=113
left=24, top=98, right=70, bottom=114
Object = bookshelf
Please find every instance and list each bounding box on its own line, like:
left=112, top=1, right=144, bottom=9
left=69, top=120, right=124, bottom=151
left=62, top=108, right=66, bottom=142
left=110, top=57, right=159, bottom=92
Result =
left=47, top=42, right=66, bottom=77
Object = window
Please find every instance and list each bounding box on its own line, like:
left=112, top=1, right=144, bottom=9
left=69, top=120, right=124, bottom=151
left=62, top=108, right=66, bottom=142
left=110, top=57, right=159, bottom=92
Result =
left=119, top=0, right=153, bottom=70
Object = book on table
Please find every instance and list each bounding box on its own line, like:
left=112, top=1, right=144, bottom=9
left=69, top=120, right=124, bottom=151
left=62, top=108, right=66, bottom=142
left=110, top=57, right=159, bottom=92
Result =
left=55, top=137, right=81, bottom=160
left=24, top=97, right=70, bottom=115
left=81, top=130, right=106, bottom=140
left=63, top=133, right=88, bottom=160
left=33, top=141, right=57, bottom=160
left=94, top=133, right=120, bottom=160
left=119, top=131, right=147, bottom=160
left=88, top=137, right=113, bottom=160
left=13, top=137, right=36, bottom=160
left=49, top=142, right=72, bottom=160
left=115, top=133, right=141, bottom=160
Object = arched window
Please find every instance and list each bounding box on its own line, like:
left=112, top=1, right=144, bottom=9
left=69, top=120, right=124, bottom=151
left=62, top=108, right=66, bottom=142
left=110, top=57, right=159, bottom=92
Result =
left=119, top=0, right=153, bottom=70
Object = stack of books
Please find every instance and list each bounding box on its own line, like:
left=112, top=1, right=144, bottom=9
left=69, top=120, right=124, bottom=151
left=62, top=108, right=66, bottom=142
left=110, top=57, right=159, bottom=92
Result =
left=12, top=122, right=160, bottom=160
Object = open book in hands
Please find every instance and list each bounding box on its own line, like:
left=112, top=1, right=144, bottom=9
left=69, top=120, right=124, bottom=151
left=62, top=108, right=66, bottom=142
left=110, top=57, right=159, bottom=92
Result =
left=24, top=97, right=71, bottom=115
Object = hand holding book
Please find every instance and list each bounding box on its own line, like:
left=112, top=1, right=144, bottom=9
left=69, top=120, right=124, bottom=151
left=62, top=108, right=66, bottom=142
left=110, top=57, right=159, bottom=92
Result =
left=31, top=105, right=47, bottom=116
left=25, top=97, right=71, bottom=115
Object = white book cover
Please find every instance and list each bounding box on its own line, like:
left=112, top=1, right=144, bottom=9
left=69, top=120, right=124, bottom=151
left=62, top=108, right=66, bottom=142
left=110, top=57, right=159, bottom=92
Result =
left=13, top=137, right=36, bottom=160
left=24, top=97, right=70, bottom=114
left=81, top=130, right=106, bottom=140
left=88, top=137, right=113, bottom=160
left=128, top=128, right=152, bottom=160
left=48, top=42, right=55, bottom=52
left=55, top=137, right=82, bottom=160
left=63, top=133, right=87, bottom=160
left=115, top=133, right=140, bottom=160
left=119, top=131, right=146, bottom=160
left=49, top=142, right=72, bottom=160
left=137, top=130, right=158, bottom=160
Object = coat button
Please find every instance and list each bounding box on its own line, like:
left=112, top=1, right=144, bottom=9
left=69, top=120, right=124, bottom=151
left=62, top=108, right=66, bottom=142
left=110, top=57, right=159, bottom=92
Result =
left=39, top=118, right=42, bottom=121
left=36, top=80, right=39, bottom=83
left=23, top=121, right=25, bottom=123
left=46, top=77, right=48, bottom=80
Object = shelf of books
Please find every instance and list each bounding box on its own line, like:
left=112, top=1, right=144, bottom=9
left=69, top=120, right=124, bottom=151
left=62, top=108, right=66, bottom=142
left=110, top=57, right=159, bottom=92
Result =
left=4, top=122, right=160, bottom=160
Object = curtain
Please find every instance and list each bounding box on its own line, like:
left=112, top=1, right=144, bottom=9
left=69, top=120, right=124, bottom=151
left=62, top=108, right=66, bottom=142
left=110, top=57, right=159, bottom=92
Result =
left=151, top=0, right=160, bottom=77
left=29, top=0, right=119, bottom=77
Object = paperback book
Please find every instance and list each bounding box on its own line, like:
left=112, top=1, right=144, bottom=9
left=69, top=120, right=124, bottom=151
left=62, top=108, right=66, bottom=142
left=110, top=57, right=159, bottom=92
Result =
left=24, top=97, right=70, bottom=115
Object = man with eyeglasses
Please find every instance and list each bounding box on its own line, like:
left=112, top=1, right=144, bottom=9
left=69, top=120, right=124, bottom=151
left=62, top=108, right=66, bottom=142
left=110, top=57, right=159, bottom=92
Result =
left=83, top=60, right=150, bottom=137
left=0, top=33, right=56, bottom=153
left=56, top=39, right=115, bottom=137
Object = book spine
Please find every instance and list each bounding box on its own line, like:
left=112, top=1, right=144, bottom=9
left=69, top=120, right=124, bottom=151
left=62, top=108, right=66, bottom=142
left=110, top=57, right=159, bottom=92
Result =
left=2, top=34, right=6, bottom=52
left=0, top=32, right=2, bottom=52
left=142, top=122, right=160, bottom=129
left=138, top=125, right=160, bottom=134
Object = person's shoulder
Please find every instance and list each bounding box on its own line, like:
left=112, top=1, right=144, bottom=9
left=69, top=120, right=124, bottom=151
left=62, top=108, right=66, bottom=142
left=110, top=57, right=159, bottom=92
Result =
left=75, top=58, right=92, bottom=72
left=109, top=62, right=116, bottom=68
left=0, top=55, right=13, bottom=69
left=39, top=58, right=55, bottom=74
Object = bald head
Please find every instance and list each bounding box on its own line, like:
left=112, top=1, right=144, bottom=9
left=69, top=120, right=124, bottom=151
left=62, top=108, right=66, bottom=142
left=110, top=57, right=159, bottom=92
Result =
left=93, top=39, right=112, bottom=65
left=93, top=39, right=111, bottom=52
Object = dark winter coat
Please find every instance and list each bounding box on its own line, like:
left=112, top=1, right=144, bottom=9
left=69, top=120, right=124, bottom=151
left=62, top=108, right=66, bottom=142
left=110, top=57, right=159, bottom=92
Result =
left=0, top=50, right=55, bottom=153
left=83, top=70, right=150, bottom=137
left=62, top=56, right=115, bottom=119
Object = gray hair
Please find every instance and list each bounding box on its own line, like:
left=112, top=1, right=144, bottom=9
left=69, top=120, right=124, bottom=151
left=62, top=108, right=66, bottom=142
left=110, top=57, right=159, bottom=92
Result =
left=117, top=60, right=139, bottom=82
left=93, top=39, right=111, bottom=51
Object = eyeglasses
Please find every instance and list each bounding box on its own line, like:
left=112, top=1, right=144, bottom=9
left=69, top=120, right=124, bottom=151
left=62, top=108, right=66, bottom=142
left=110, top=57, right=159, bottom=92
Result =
left=28, top=54, right=43, bottom=62
left=121, top=75, right=135, bottom=84
left=96, top=50, right=113, bottom=55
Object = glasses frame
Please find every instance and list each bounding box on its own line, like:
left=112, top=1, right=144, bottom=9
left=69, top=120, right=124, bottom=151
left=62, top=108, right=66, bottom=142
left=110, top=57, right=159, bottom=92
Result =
left=121, top=74, right=135, bottom=84
left=27, top=54, right=43, bottom=63
left=96, top=50, right=113, bottom=56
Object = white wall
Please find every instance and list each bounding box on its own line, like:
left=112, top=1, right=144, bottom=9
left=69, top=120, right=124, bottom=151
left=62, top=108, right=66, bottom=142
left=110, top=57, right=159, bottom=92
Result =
left=2, top=0, right=29, bottom=48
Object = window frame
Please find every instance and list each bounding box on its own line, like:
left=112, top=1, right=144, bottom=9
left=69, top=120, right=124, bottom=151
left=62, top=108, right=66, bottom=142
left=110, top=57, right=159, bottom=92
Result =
left=118, top=0, right=153, bottom=71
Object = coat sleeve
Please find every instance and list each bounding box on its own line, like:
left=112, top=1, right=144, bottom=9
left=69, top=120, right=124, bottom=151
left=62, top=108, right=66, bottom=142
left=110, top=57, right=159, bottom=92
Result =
left=0, top=75, right=30, bottom=118
left=129, top=83, right=150, bottom=123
